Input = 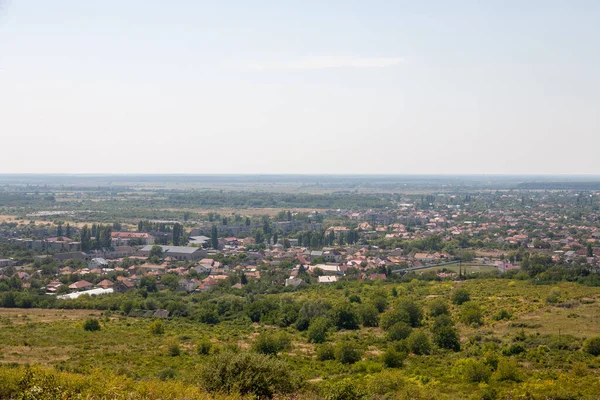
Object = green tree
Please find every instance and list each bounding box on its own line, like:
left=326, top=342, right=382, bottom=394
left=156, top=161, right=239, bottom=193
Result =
left=583, top=336, right=600, bottom=356
left=433, top=325, right=461, bottom=351
left=429, top=298, right=450, bottom=317
left=358, top=303, right=379, bottom=327
left=407, top=330, right=431, bottom=355
left=211, top=225, right=219, bottom=249
left=273, top=231, right=278, bottom=245
left=172, top=223, right=183, bottom=246
left=148, top=244, right=163, bottom=260
left=396, top=299, right=423, bottom=327
left=381, top=348, right=405, bottom=368
left=307, top=317, right=330, bottom=344
left=452, top=288, right=470, bottom=305
left=56, top=223, right=63, bottom=237
left=332, top=302, right=360, bottom=330
left=335, top=341, right=362, bottom=364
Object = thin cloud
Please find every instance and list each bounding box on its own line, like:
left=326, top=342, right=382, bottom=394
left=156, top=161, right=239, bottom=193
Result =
left=248, top=56, right=403, bottom=70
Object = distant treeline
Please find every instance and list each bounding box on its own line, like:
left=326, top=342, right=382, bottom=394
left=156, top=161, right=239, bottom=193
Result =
left=517, top=182, right=600, bottom=190
left=166, top=192, right=391, bottom=209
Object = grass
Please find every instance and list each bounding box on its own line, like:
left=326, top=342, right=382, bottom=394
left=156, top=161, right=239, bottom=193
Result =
left=1, top=279, right=600, bottom=399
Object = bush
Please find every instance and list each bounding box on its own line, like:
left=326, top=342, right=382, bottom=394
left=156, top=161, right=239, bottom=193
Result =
left=381, top=348, right=405, bottom=368
left=452, top=288, right=470, bottom=305
left=197, top=340, right=212, bottom=355
left=496, top=359, right=522, bottom=382
left=332, top=302, right=360, bottom=330
left=429, top=298, right=450, bottom=317
left=406, top=330, right=431, bottom=355
left=358, top=303, right=379, bottom=327
left=483, top=350, right=499, bottom=371
left=325, top=378, right=365, bottom=400
left=493, top=309, right=513, bottom=321
left=502, top=343, right=526, bottom=356
left=167, top=342, right=181, bottom=357
left=335, top=341, right=362, bottom=364
left=460, top=302, right=484, bottom=326
left=396, top=299, right=423, bottom=327
left=583, top=337, right=600, bottom=356
left=199, top=351, right=296, bottom=398
left=387, top=322, right=412, bottom=341
left=149, top=320, right=165, bottom=335
left=459, top=359, right=491, bottom=383
left=316, top=344, right=335, bottom=361
left=380, top=307, right=411, bottom=331
left=252, top=331, right=291, bottom=356
left=433, top=325, right=461, bottom=351
left=432, top=314, right=454, bottom=331
left=82, top=318, right=100, bottom=332
left=308, top=317, right=330, bottom=344
left=157, top=367, right=176, bottom=380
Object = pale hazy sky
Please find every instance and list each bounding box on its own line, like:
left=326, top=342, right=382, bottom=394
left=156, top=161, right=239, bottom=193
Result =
left=1, top=1, right=599, bottom=174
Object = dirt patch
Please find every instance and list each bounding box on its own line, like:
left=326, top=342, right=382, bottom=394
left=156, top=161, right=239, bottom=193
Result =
left=0, top=308, right=102, bottom=325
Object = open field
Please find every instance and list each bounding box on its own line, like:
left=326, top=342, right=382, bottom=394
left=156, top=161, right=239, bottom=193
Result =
left=2, top=279, right=600, bottom=399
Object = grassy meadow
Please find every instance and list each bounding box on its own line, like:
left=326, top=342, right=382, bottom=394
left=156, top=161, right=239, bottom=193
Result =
left=1, top=279, right=600, bottom=399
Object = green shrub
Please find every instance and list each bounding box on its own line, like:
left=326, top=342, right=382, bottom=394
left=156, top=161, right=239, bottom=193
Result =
left=167, top=342, right=181, bottom=357
left=252, top=331, right=291, bottom=356
left=433, top=325, right=460, bottom=351
left=82, top=318, right=100, bottom=332
left=358, top=303, right=379, bottom=327
left=316, top=344, right=335, bottom=361
left=496, top=359, right=522, bottom=382
left=335, top=341, right=362, bottom=364
left=380, top=307, right=411, bottom=331
left=583, top=337, right=600, bottom=356
left=502, top=343, right=526, bottom=356
left=387, top=322, right=412, bottom=341
left=199, top=351, right=296, bottom=398
left=493, top=309, right=513, bottom=321
left=308, top=317, right=330, bottom=344
left=459, top=359, right=491, bottom=383
left=149, top=320, right=165, bottom=335
left=332, top=302, right=360, bottom=330
left=429, top=298, right=450, bottom=317
left=157, top=367, right=176, bottom=380
left=381, top=348, right=405, bottom=368
left=452, top=288, right=470, bottom=305
left=460, top=302, right=484, bottom=326
left=396, top=299, right=423, bottom=327
left=324, top=378, right=365, bottom=400
left=406, top=330, right=431, bottom=355
left=483, top=350, right=499, bottom=371
left=432, top=314, right=454, bottom=331
left=197, top=340, right=212, bottom=355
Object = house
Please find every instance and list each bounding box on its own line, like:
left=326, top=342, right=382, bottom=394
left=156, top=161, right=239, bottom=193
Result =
left=88, top=258, right=108, bottom=269
left=111, top=232, right=154, bottom=246
left=115, top=279, right=135, bottom=292
left=96, top=279, right=114, bottom=289
left=0, top=259, right=17, bottom=267
left=285, top=277, right=305, bottom=287
left=178, top=278, right=199, bottom=292
left=188, top=236, right=210, bottom=246
left=318, top=276, right=338, bottom=284
left=310, top=264, right=342, bottom=275
left=58, top=287, right=113, bottom=300
left=137, top=245, right=206, bottom=261
left=68, top=280, right=94, bottom=291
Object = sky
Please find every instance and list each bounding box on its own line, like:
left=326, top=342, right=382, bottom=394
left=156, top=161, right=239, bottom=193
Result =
left=1, top=1, right=599, bottom=175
